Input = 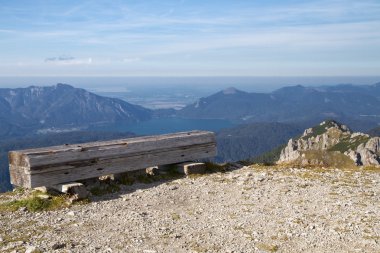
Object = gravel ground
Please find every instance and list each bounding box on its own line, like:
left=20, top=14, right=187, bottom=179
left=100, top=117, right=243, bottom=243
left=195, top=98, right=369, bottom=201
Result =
left=1, top=165, right=379, bottom=253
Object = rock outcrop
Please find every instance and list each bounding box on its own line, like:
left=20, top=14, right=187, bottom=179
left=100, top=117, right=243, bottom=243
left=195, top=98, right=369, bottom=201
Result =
left=278, top=120, right=380, bottom=167
left=347, top=137, right=380, bottom=166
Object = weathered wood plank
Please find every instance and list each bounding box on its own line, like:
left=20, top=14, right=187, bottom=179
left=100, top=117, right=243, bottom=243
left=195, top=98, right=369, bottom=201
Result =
left=26, top=144, right=215, bottom=188
left=9, top=164, right=31, bottom=187
left=27, top=143, right=215, bottom=175
left=9, top=131, right=215, bottom=168
left=9, top=131, right=217, bottom=188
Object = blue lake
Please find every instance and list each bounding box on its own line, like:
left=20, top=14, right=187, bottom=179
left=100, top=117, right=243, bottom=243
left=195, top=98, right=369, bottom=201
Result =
left=89, top=117, right=235, bottom=135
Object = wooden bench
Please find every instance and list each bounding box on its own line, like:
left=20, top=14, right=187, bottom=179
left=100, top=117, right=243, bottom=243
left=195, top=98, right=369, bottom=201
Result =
left=9, top=131, right=216, bottom=188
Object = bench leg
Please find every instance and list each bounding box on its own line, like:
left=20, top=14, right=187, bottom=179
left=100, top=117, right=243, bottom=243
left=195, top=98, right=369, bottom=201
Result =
left=176, top=162, right=206, bottom=175
left=159, top=162, right=206, bottom=175
left=50, top=182, right=89, bottom=199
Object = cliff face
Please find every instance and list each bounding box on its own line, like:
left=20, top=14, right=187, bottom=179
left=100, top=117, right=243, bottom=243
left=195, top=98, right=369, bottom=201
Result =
left=345, top=137, right=380, bottom=166
left=278, top=120, right=380, bottom=167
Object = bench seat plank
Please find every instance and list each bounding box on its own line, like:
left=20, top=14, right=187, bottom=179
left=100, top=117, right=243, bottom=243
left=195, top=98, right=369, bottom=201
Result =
left=9, top=131, right=216, bottom=188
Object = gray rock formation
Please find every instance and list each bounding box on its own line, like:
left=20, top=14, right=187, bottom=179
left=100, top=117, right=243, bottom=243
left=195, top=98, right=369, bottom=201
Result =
left=279, top=139, right=301, bottom=163
left=278, top=120, right=380, bottom=167
left=346, top=137, right=380, bottom=166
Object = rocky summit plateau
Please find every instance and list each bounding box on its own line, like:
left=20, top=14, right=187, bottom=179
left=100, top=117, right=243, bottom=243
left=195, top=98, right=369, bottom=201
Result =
left=278, top=120, right=380, bottom=168
left=0, top=164, right=379, bottom=252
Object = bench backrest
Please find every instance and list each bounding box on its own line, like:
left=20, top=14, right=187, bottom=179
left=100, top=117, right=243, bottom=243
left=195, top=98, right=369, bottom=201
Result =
left=9, top=131, right=216, bottom=188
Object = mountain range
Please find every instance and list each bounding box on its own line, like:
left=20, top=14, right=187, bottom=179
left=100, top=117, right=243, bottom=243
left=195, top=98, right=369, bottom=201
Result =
left=2, top=82, right=380, bottom=138
left=1, top=82, right=380, bottom=192
left=178, top=83, right=380, bottom=131
left=0, top=84, right=151, bottom=139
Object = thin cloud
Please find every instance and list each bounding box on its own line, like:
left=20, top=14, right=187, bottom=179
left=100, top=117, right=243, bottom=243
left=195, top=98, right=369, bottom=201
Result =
left=44, top=56, right=92, bottom=65
left=45, top=56, right=75, bottom=62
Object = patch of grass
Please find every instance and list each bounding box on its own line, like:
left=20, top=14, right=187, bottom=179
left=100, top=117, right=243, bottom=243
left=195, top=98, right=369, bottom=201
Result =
left=117, top=175, right=135, bottom=185
left=249, top=145, right=285, bottom=166
left=89, top=187, right=103, bottom=196
left=257, top=243, right=279, bottom=252
left=362, top=165, right=380, bottom=172
left=278, top=234, right=289, bottom=241
left=296, top=150, right=357, bottom=169
left=113, top=169, right=162, bottom=185
left=204, top=162, right=229, bottom=173
left=150, top=165, right=183, bottom=181
left=89, top=183, right=120, bottom=196
left=184, top=162, right=231, bottom=179
left=302, top=120, right=342, bottom=140
left=228, top=213, right=237, bottom=219
left=0, top=221, right=53, bottom=252
left=12, top=187, right=26, bottom=194
left=329, top=135, right=370, bottom=153
left=190, top=242, right=208, bottom=253
left=118, top=169, right=183, bottom=187
left=0, top=187, right=28, bottom=202
left=239, top=160, right=253, bottom=166
left=147, top=166, right=184, bottom=182
left=164, top=164, right=181, bottom=175
left=171, top=212, right=180, bottom=221
left=30, top=249, right=43, bottom=253
left=233, top=226, right=245, bottom=231
left=136, top=174, right=154, bottom=184
left=113, top=163, right=223, bottom=187
left=156, top=172, right=183, bottom=181
left=302, top=125, right=326, bottom=140
left=363, top=235, right=380, bottom=240
left=187, top=173, right=206, bottom=179
left=297, top=171, right=323, bottom=180
left=243, top=186, right=253, bottom=191
left=333, top=227, right=351, bottom=233
left=73, top=198, right=91, bottom=205
left=1, top=234, right=32, bottom=244
left=0, top=192, right=70, bottom=212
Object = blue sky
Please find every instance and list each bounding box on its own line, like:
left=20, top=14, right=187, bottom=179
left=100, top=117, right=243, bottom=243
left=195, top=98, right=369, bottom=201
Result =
left=0, top=0, right=379, bottom=77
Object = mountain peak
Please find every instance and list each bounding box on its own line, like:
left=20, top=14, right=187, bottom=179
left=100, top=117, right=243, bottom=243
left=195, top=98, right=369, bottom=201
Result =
left=318, top=119, right=351, bottom=132
left=222, top=87, right=240, bottom=95
left=55, top=83, right=74, bottom=89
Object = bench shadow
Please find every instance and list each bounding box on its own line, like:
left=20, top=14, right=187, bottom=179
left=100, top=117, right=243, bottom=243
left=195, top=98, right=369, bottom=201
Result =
left=84, top=162, right=244, bottom=203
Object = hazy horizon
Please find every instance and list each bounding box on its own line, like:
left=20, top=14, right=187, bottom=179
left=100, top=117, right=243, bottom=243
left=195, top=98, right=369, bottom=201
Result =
left=1, top=76, right=380, bottom=93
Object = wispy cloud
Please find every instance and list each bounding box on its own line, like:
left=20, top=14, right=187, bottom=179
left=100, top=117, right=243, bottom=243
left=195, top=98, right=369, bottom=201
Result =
left=45, top=56, right=75, bottom=62
left=44, top=56, right=92, bottom=65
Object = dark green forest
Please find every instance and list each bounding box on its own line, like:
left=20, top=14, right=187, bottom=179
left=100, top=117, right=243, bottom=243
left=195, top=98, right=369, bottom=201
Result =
left=215, top=122, right=303, bottom=162
left=369, top=127, right=380, bottom=137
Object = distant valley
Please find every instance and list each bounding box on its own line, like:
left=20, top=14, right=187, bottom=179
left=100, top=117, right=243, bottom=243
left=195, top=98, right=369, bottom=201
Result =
left=2, top=82, right=380, bottom=139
